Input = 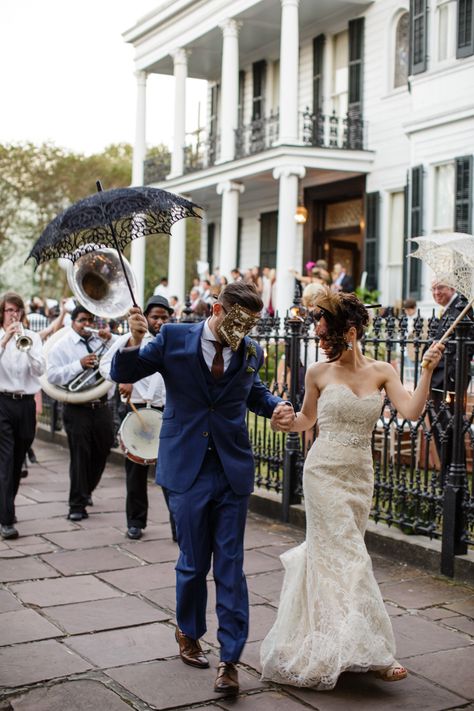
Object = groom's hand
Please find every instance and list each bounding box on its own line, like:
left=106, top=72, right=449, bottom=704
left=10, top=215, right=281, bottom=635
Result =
left=127, top=307, right=148, bottom=347
left=271, top=403, right=296, bottom=432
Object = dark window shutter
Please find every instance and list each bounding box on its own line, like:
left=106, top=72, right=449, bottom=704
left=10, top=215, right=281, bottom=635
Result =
left=348, top=18, right=364, bottom=149
left=259, top=211, right=278, bottom=268
left=238, top=71, right=245, bottom=127
left=364, top=192, right=380, bottom=291
left=457, top=0, right=474, bottom=58
left=455, top=155, right=473, bottom=233
left=409, top=165, right=423, bottom=297
left=402, top=177, right=409, bottom=298
left=209, top=85, right=219, bottom=137
left=236, top=217, right=243, bottom=268
left=207, top=223, right=215, bottom=274
left=312, top=34, right=325, bottom=113
left=252, top=60, right=266, bottom=121
left=409, top=0, right=428, bottom=74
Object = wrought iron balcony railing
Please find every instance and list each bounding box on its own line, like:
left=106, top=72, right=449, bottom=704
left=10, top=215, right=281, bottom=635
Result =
left=143, top=153, right=171, bottom=184
left=300, top=107, right=365, bottom=150
left=235, top=111, right=280, bottom=159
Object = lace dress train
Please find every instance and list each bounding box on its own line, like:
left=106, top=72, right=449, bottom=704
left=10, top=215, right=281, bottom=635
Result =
left=260, top=384, right=396, bottom=690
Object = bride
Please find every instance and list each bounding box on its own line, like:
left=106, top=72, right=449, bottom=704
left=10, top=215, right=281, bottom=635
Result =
left=260, top=288, right=443, bottom=690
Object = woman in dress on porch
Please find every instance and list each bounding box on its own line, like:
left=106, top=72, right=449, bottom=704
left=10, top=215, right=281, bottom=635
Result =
left=260, top=287, right=443, bottom=690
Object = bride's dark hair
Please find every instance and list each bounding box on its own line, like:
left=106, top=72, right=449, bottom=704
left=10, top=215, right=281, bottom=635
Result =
left=314, top=287, right=369, bottom=361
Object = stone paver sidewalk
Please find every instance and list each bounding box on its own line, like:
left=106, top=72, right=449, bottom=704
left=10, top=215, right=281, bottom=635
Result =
left=0, top=439, right=473, bottom=710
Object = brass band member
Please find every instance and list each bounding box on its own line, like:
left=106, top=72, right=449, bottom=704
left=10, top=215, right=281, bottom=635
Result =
left=0, top=292, right=45, bottom=539
left=47, top=305, right=115, bottom=521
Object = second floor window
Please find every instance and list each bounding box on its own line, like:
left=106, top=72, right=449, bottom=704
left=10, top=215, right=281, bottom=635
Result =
left=252, top=60, right=266, bottom=121
left=394, top=12, right=409, bottom=87
left=457, top=0, right=474, bottom=58
left=433, top=162, right=455, bottom=231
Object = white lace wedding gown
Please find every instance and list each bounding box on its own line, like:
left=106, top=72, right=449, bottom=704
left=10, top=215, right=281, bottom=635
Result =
left=260, top=384, right=396, bottom=690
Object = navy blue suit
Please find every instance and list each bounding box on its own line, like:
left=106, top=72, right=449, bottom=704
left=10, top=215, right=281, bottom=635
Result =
left=111, top=321, right=282, bottom=661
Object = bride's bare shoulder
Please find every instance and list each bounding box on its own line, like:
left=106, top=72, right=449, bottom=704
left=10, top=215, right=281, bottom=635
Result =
left=307, top=361, right=330, bottom=382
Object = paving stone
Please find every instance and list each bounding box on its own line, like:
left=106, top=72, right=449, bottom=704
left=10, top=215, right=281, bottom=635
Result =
left=106, top=654, right=264, bottom=708
left=219, top=690, right=306, bottom=710
left=244, top=526, right=297, bottom=550
left=15, top=502, right=67, bottom=520
left=135, top=522, right=178, bottom=541
left=371, top=556, right=428, bottom=584
left=12, top=542, right=57, bottom=555
left=247, top=571, right=285, bottom=605
left=120, top=538, right=179, bottom=564
left=40, top=546, right=142, bottom=575
left=17, top=488, right=68, bottom=503
left=15, top=494, right=36, bottom=505
left=0, top=588, right=22, bottom=612
left=244, top=549, right=284, bottom=575
left=10, top=574, right=121, bottom=607
left=0, top=608, right=62, bottom=645
left=421, top=607, right=462, bottom=621
left=442, top=615, right=474, bottom=637
left=392, top=613, right=472, bottom=658
left=380, top=577, right=473, bottom=610
left=10, top=679, right=132, bottom=711
left=385, top=603, right=407, bottom=617
left=404, top=646, right=474, bottom=699
left=204, top=604, right=276, bottom=645
left=64, top=621, right=177, bottom=667
left=43, top=526, right=127, bottom=550
left=80, top=511, right=132, bottom=528
left=98, top=561, right=176, bottom=592
left=0, top=639, right=92, bottom=688
left=443, top=596, right=474, bottom=618
left=43, top=595, right=169, bottom=634
left=0, top=556, right=59, bottom=582
left=0, top=549, right=25, bottom=558
left=13, top=518, right=76, bottom=536
left=286, top=669, right=466, bottom=709
left=240, top=639, right=262, bottom=673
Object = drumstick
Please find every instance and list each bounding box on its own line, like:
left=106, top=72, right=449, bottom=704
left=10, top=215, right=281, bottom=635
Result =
left=422, top=297, right=474, bottom=367
left=127, top=397, right=148, bottom=431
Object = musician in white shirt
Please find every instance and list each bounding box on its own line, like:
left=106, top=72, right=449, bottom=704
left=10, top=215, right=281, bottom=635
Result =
left=100, top=295, right=174, bottom=540
left=0, top=292, right=45, bottom=539
left=47, top=305, right=115, bottom=521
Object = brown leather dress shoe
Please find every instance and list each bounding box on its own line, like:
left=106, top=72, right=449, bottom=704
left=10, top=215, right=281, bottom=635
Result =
left=214, top=662, right=239, bottom=694
left=175, top=626, right=209, bottom=668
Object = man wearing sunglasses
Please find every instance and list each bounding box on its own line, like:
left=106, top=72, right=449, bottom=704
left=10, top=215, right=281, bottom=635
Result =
left=111, top=281, right=294, bottom=695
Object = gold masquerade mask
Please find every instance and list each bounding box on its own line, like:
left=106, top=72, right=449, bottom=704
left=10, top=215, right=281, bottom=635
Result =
left=216, top=303, right=260, bottom=351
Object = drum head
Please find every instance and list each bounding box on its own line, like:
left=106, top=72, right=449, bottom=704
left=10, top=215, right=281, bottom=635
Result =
left=119, top=408, right=162, bottom=464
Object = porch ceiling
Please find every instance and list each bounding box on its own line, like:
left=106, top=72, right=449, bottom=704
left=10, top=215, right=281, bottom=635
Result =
left=126, top=0, right=372, bottom=79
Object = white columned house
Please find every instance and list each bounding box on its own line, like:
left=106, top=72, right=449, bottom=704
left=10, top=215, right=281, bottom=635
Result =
left=218, top=19, right=240, bottom=163
left=273, top=165, right=305, bottom=315
left=217, top=181, right=245, bottom=278
left=130, top=70, right=147, bottom=307
left=167, top=49, right=188, bottom=302
left=277, top=0, right=300, bottom=144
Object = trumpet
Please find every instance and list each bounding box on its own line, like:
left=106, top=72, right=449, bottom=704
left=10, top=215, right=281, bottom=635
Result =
left=15, top=324, right=33, bottom=352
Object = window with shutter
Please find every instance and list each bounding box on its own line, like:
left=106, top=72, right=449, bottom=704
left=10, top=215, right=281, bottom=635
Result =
left=236, top=218, right=243, bottom=269
left=238, top=71, right=245, bottom=127
left=409, top=165, right=423, bottom=297
left=260, top=211, right=278, bottom=268
left=207, top=223, right=215, bottom=274
left=313, top=35, right=325, bottom=113
left=348, top=18, right=364, bottom=149
left=457, top=0, right=474, bottom=58
left=365, top=192, right=380, bottom=291
left=410, top=0, right=428, bottom=74
left=252, top=60, right=266, bottom=121
left=394, top=12, right=410, bottom=87
left=455, top=156, right=473, bottom=233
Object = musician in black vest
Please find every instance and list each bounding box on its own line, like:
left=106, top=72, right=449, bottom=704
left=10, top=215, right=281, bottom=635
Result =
left=47, top=306, right=115, bottom=520
left=427, top=281, right=474, bottom=483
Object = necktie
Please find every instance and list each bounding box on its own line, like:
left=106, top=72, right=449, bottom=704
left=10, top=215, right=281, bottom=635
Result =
left=80, top=337, right=93, bottom=353
left=211, top=341, right=224, bottom=379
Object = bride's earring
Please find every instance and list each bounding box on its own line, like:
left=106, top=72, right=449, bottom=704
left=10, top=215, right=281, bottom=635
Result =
left=345, top=341, right=353, bottom=350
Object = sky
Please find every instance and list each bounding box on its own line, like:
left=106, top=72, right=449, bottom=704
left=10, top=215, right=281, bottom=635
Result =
left=0, top=0, right=207, bottom=155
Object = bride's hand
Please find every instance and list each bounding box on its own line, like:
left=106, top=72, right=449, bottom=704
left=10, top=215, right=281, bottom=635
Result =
left=422, top=341, right=444, bottom=371
left=271, top=403, right=296, bottom=432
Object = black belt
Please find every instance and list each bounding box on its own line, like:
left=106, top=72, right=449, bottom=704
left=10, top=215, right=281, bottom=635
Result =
left=0, top=392, right=34, bottom=400
left=67, top=396, right=109, bottom=410
left=130, top=403, right=164, bottom=412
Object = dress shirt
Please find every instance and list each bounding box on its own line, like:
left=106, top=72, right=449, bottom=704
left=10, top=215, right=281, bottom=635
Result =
left=47, top=327, right=116, bottom=398
left=0, top=328, right=44, bottom=394
left=201, top=319, right=233, bottom=372
left=100, top=332, right=166, bottom=407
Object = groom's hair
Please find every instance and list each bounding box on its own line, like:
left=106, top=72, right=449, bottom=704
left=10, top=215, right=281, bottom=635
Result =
left=218, top=282, right=263, bottom=314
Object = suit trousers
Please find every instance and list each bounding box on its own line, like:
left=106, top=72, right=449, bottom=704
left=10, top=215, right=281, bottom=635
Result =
left=167, top=448, right=249, bottom=662
left=0, top=395, right=36, bottom=526
left=63, top=403, right=114, bottom=512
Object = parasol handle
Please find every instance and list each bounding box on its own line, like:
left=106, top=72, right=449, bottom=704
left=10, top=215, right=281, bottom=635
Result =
left=96, top=180, right=139, bottom=310
left=421, top=297, right=474, bottom=367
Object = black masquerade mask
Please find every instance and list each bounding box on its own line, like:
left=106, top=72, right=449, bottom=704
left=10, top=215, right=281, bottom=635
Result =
left=216, top=303, right=260, bottom=351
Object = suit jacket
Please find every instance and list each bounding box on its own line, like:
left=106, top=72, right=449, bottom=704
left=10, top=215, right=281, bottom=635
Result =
left=428, top=293, right=474, bottom=393
left=110, top=321, right=282, bottom=495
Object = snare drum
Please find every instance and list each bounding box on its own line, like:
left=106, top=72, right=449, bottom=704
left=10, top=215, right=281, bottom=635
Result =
left=118, top=406, right=162, bottom=465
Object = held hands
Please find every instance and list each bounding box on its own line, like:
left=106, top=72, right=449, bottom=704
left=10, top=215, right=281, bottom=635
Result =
left=271, top=403, right=296, bottom=432
left=128, top=307, right=148, bottom=346
left=422, top=341, right=445, bottom=371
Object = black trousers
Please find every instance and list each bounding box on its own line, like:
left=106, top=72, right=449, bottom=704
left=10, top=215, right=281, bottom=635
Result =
left=63, top=402, right=114, bottom=512
left=0, top=395, right=36, bottom=525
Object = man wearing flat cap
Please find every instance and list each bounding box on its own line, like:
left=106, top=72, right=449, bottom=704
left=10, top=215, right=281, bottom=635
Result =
left=101, top=295, right=175, bottom=540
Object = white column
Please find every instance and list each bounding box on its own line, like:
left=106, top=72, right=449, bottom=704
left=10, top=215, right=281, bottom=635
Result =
left=130, top=70, right=147, bottom=307
left=169, top=48, right=187, bottom=178
left=168, top=217, right=187, bottom=303
left=200, top=212, right=208, bottom=264
left=278, top=0, right=300, bottom=144
left=217, top=181, right=245, bottom=279
left=218, top=19, right=240, bottom=163
left=273, top=165, right=306, bottom=316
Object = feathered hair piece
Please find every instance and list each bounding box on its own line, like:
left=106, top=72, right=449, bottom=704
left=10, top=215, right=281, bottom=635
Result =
left=313, top=287, right=369, bottom=361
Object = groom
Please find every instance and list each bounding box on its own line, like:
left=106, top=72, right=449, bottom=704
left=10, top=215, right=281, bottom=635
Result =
left=111, top=281, right=294, bottom=694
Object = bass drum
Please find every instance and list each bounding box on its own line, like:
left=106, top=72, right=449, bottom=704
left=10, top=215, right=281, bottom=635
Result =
left=118, top=407, right=162, bottom=465
left=39, top=327, right=111, bottom=404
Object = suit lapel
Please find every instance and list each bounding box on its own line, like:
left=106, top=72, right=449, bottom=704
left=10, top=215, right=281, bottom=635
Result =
left=185, top=322, right=211, bottom=402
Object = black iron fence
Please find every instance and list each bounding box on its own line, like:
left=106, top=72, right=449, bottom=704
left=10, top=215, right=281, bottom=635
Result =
left=38, top=308, right=474, bottom=576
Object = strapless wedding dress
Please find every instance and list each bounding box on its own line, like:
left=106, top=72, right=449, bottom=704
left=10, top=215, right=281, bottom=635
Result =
left=260, top=383, right=396, bottom=690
